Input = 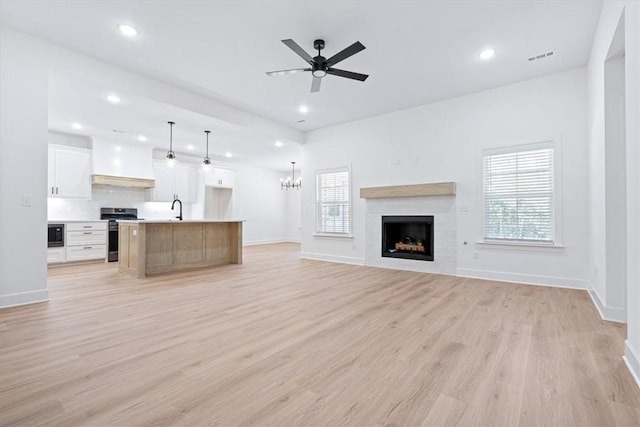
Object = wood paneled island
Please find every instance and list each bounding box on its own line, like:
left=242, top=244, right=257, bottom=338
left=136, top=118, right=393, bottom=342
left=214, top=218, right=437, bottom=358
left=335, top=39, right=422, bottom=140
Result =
left=118, top=220, right=243, bottom=278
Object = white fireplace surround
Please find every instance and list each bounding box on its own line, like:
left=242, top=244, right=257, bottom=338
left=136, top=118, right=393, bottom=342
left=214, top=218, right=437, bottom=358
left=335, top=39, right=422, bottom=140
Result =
left=364, top=195, right=457, bottom=274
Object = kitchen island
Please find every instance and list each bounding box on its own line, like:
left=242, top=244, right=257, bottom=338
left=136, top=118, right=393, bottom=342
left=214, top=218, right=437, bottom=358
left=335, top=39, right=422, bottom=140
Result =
left=118, top=220, right=243, bottom=278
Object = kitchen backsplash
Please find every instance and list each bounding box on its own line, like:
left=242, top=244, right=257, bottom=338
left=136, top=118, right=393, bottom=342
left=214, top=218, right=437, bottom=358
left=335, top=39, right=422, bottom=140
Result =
left=48, top=185, right=192, bottom=220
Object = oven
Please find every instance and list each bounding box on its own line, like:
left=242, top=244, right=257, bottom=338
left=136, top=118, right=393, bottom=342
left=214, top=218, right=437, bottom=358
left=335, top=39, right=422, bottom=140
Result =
left=48, top=223, right=64, bottom=247
left=100, top=208, right=138, bottom=262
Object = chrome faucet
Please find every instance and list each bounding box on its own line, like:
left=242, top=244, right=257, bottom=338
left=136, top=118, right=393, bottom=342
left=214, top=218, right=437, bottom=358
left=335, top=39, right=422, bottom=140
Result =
left=171, top=197, right=183, bottom=221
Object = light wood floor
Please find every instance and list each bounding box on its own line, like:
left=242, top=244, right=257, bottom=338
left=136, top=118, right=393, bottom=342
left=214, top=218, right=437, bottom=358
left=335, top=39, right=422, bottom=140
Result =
left=1, top=243, right=639, bottom=426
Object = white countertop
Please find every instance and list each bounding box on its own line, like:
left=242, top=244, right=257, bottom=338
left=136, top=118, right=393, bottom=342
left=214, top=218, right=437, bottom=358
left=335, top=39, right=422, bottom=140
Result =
left=117, top=219, right=245, bottom=224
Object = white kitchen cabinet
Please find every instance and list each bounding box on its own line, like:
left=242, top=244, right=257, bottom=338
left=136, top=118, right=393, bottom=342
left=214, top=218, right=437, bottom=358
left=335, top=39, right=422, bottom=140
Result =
left=66, top=245, right=107, bottom=262
left=65, top=222, right=107, bottom=262
left=48, top=145, right=92, bottom=199
left=47, top=247, right=66, bottom=264
left=174, top=166, right=197, bottom=201
left=148, top=161, right=196, bottom=202
left=205, top=167, right=234, bottom=189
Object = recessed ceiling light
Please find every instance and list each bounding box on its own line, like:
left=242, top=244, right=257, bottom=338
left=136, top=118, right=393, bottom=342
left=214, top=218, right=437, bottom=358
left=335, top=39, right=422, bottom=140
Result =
left=137, top=135, right=147, bottom=142
left=114, top=146, right=122, bottom=152
left=479, top=48, right=496, bottom=60
left=72, top=123, right=83, bottom=130
left=298, top=105, right=309, bottom=114
left=275, top=141, right=283, bottom=147
left=118, top=24, right=138, bottom=37
left=106, top=94, right=121, bottom=103
left=225, top=152, right=233, bottom=158
left=187, top=144, right=195, bottom=151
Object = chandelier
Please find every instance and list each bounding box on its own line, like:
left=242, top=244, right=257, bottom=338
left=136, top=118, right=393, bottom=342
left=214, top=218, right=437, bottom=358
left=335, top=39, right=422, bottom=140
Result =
left=281, top=161, right=301, bottom=190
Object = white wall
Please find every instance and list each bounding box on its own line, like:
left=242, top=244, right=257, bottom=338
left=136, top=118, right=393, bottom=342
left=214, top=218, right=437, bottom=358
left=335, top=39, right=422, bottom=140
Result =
left=302, top=68, right=589, bottom=289
left=285, top=189, right=301, bottom=243
left=0, top=27, right=300, bottom=308
left=232, top=163, right=288, bottom=246
left=587, top=0, right=640, bottom=387
left=0, top=30, right=49, bottom=308
left=47, top=186, right=193, bottom=222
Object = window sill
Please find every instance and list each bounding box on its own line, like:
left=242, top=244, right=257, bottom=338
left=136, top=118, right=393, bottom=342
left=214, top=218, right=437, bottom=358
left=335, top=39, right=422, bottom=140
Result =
left=313, top=233, right=354, bottom=240
left=476, top=240, right=565, bottom=251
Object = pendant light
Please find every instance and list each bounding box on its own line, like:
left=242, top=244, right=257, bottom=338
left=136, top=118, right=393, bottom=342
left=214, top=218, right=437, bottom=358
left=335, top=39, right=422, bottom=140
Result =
left=203, top=130, right=212, bottom=170
left=281, top=161, right=301, bottom=190
left=166, top=121, right=176, bottom=167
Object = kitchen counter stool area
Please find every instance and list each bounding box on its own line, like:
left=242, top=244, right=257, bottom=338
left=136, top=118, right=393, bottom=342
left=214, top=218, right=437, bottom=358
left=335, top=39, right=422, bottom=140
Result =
left=118, top=220, right=243, bottom=278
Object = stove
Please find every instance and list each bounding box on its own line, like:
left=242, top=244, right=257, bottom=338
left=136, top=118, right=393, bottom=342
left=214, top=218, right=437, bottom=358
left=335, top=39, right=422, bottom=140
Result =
left=100, top=208, right=138, bottom=262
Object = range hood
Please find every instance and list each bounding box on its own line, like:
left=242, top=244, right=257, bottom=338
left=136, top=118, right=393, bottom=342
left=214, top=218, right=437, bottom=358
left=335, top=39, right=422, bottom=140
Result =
left=92, top=174, right=155, bottom=188
left=91, top=139, right=155, bottom=188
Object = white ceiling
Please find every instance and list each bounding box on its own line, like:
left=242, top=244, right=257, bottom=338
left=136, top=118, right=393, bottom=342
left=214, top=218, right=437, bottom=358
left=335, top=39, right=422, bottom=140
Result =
left=1, top=0, right=602, bottom=134
left=48, top=73, right=301, bottom=171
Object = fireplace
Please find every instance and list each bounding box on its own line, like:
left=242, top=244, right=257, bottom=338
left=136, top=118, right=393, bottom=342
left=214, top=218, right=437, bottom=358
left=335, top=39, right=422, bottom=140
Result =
left=381, top=216, right=434, bottom=261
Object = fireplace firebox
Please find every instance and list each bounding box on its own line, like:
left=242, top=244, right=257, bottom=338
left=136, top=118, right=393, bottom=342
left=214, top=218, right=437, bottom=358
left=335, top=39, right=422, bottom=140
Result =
left=381, top=215, right=434, bottom=261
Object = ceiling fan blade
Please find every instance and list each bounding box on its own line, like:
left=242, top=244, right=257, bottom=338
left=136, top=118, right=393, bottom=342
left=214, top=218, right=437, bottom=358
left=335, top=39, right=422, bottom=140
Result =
left=311, top=76, right=322, bottom=93
left=327, top=68, right=369, bottom=81
left=326, top=41, right=366, bottom=66
left=282, top=39, right=314, bottom=64
left=265, top=68, right=311, bottom=76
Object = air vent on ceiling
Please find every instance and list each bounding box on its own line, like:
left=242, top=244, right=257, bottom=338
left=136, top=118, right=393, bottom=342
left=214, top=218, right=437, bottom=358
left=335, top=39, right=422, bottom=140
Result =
left=296, top=120, right=306, bottom=124
left=528, top=51, right=554, bottom=62
left=112, top=129, right=127, bottom=133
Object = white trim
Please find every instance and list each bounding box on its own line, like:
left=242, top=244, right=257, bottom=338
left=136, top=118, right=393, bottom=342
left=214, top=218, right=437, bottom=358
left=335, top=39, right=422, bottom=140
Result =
left=456, top=268, right=587, bottom=289
left=300, top=252, right=364, bottom=266
left=476, top=240, right=565, bottom=252
left=0, top=290, right=49, bottom=309
left=482, top=140, right=554, bottom=156
left=624, top=340, right=640, bottom=390
left=313, top=233, right=354, bottom=239
left=587, top=283, right=627, bottom=323
left=243, top=239, right=288, bottom=247
left=314, top=165, right=352, bottom=235
left=481, top=138, right=564, bottom=246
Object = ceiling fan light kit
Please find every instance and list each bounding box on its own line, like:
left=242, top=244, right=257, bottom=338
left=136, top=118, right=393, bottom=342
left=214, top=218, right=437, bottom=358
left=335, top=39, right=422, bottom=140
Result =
left=266, top=38, right=368, bottom=93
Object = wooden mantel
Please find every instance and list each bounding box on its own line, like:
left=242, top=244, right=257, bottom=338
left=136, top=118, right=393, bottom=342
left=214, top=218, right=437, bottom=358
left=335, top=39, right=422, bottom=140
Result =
left=360, top=182, right=456, bottom=199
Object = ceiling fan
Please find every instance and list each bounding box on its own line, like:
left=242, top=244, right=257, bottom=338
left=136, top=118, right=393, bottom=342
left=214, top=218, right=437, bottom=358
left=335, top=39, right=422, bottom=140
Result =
left=266, top=39, right=368, bottom=93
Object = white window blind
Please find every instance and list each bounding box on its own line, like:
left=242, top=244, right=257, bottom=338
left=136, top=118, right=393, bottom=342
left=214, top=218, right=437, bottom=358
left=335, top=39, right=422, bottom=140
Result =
left=483, top=144, right=554, bottom=243
left=316, top=168, right=350, bottom=234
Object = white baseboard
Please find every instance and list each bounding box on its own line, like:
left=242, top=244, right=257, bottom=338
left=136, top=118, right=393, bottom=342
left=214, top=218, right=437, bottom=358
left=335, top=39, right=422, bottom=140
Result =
left=624, top=340, right=640, bottom=390
left=586, top=286, right=627, bottom=323
left=0, top=289, right=49, bottom=309
left=243, top=239, right=287, bottom=247
left=300, top=252, right=365, bottom=266
left=456, top=268, right=587, bottom=290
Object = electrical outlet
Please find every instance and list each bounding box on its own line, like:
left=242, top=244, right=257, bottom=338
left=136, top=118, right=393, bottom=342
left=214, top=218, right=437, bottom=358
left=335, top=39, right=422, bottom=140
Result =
left=474, top=251, right=479, bottom=260
left=21, top=194, right=32, bottom=207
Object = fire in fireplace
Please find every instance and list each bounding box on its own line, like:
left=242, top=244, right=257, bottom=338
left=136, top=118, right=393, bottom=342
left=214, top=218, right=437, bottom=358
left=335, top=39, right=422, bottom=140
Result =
left=381, top=215, right=434, bottom=261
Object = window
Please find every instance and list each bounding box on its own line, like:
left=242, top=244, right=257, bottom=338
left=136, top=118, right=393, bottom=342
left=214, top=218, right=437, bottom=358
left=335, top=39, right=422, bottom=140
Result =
left=316, top=168, right=351, bottom=235
left=483, top=142, right=555, bottom=244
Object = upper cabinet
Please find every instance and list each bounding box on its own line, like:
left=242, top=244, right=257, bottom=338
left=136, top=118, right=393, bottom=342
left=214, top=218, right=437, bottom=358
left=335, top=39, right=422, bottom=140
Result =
left=147, top=161, right=196, bottom=202
left=205, top=167, right=235, bottom=189
left=48, top=145, right=92, bottom=199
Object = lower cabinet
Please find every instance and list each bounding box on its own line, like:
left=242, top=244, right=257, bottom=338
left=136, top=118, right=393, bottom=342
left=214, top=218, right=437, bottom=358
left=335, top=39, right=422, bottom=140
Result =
left=66, top=222, right=107, bottom=262
left=66, top=245, right=106, bottom=262
left=47, top=247, right=66, bottom=264
left=48, top=221, right=107, bottom=264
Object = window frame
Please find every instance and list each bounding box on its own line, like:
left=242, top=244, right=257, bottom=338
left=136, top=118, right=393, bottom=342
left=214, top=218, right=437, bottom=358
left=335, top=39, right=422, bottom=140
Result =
left=481, top=140, right=563, bottom=247
left=314, top=166, right=352, bottom=237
